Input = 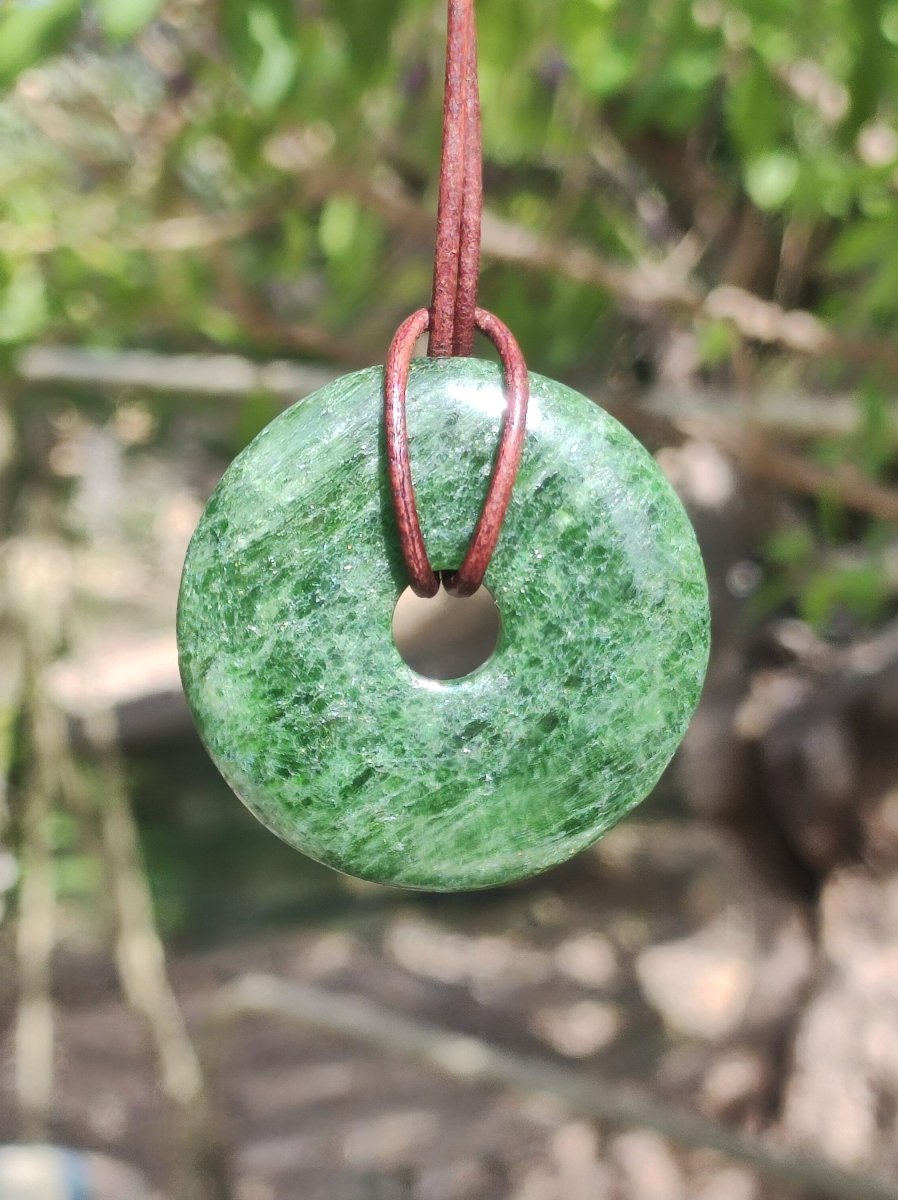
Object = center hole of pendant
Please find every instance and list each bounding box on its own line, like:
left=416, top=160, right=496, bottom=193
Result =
left=392, top=580, right=502, bottom=681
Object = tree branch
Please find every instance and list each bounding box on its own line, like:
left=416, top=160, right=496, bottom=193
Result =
left=16, top=345, right=898, bottom=526
left=16, top=345, right=336, bottom=399
left=325, top=166, right=898, bottom=375
left=210, top=974, right=898, bottom=1200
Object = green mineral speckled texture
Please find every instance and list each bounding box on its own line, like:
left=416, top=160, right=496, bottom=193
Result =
left=177, top=358, right=710, bottom=890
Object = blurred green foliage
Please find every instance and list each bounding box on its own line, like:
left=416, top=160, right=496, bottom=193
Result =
left=2, top=0, right=898, bottom=630
left=1, top=0, right=898, bottom=364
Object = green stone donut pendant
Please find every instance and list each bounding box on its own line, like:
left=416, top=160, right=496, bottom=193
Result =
left=177, top=357, right=710, bottom=890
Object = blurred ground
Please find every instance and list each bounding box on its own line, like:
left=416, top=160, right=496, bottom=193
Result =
left=0, top=819, right=816, bottom=1200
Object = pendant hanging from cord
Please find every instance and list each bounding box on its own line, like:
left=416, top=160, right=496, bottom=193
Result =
left=177, top=0, right=711, bottom=892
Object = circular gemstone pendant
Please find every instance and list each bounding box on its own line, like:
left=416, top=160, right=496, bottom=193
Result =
left=177, top=358, right=710, bottom=890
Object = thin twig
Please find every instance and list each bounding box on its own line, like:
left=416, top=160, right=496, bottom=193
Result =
left=14, top=685, right=57, bottom=1141
left=644, top=386, right=898, bottom=443
left=17, top=345, right=336, bottom=399
left=211, top=974, right=898, bottom=1200
left=0, top=208, right=277, bottom=257
left=87, top=710, right=205, bottom=1109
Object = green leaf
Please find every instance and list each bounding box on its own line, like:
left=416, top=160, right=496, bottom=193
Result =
left=726, top=56, right=783, bottom=159
left=828, top=217, right=893, bottom=272
left=855, top=384, right=895, bottom=478
left=844, top=1, right=891, bottom=139
left=697, top=319, right=738, bottom=367
left=0, top=0, right=80, bottom=85
left=318, top=195, right=360, bottom=260
left=327, top=0, right=404, bottom=73
left=882, top=3, right=898, bottom=45
left=236, top=391, right=281, bottom=449
left=765, top=525, right=815, bottom=566
left=94, top=0, right=165, bottom=43
left=801, top=561, right=887, bottom=630
left=55, top=854, right=102, bottom=898
left=745, top=151, right=799, bottom=209
left=665, top=48, right=719, bottom=91
left=578, top=40, right=635, bottom=98
left=0, top=261, right=48, bottom=343
left=221, top=0, right=298, bottom=110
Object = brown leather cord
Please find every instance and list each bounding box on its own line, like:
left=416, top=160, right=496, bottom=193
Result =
left=384, top=0, right=529, bottom=599
left=385, top=307, right=529, bottom=598
left=428, top=0, right=482, bottom=357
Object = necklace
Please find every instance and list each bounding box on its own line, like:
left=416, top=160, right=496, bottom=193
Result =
left=177, top=1, right=710, bottom=891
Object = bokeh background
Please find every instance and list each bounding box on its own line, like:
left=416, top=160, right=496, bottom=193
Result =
left=2, top=1, right=898, bottom=1198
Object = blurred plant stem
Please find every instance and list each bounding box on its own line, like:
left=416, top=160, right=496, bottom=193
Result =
left=6, top=508, right=232, bottom=1197
left=78, top=709, right=233, bottom=1200
left=8, top=536, right=71, bottom=1141
left=14, top=649, right=58, bottom=1141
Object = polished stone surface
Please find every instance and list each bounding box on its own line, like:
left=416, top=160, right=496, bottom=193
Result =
left=178, top=358, right=710, bottom=890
